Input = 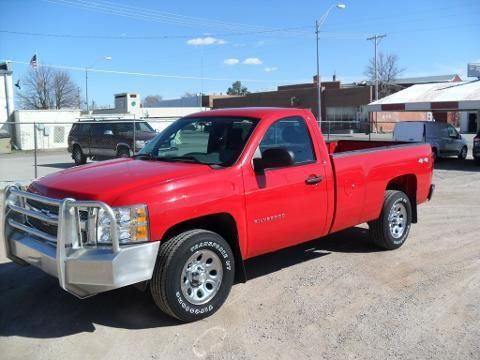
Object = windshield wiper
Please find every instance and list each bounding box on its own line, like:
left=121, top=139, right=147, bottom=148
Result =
left=160, top=156, right=203, bottom=164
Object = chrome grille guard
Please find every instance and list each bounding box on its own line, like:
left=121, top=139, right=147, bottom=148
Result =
left=3, top=184, right=120, bottom=292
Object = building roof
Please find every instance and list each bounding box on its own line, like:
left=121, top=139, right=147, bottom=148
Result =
left=395, top=74, right=460, bottom=85
left=367, top=80, right=480, bottom=112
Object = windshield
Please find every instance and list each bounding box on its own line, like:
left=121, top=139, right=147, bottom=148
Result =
left=139, top=116, right=259, bottom=166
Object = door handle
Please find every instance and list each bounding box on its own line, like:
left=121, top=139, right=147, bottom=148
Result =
left=305, top=175, right=324, bottom=185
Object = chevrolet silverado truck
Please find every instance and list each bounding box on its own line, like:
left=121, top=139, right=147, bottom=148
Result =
left=2, top=108, right=434, bottom=322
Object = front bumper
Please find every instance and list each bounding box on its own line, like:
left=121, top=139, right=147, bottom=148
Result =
left=2, top=186, right=159, bottom=298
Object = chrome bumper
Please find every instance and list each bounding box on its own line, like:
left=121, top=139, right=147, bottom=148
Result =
left=2, top=185, right=159, bottom=298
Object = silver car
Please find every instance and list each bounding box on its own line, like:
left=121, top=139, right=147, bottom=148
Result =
left=393, top=121, right=468, bottom=160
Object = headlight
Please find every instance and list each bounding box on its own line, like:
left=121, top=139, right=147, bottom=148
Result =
left=97, top=204, right=149, bottom=245
left=6, top=191, right=21, bottom=208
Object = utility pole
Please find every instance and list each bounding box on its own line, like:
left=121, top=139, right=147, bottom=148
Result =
left=315, top=4, right=346, bottom=127
left=315, top=19, right=321, bottom=125
left=367, top=34, right=386, bottom=134
left=85, top=69, right=89, bottom=111
left=366, top=34, right=387, bottom=101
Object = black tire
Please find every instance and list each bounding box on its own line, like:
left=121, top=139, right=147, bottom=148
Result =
left=150, top=229, right=235, bottom=322
left=369, top=190, right=412, bottom=250
left=117, top=147, right=130, bottom=158
left=475, top=157, right=480, bottom=166
left=458, top=146, right=468, bottom=160
left=72, top=145, right=87, bottom=165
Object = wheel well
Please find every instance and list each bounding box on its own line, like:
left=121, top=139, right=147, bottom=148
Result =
left=386, top=174, right=418, bottom=223
left=161, top=213, right=247, bottom=283
left=116, top=144, right=130, bottom=155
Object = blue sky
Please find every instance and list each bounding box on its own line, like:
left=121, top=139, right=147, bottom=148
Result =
left=1, top=0, right=479, bottom=107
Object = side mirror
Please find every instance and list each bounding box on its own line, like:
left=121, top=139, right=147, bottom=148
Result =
left=104, top=130, right=113, bottom=135
left=253, top=147, right=295, bottom=174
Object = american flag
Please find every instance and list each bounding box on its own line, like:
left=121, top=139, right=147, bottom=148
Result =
left=30, top=54, right=38, bottom=69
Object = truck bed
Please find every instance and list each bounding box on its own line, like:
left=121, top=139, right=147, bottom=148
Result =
left=325, top=140, right=433, bottom=234
left=326, top=140, right=408, bottom=154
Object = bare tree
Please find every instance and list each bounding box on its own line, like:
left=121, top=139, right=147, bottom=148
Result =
left=17, top=67, right=53, bottom=109
left=52, top=71, right=79, bottom=109
left=17, top=67, right=79, bottom=109
left=182, top=92, right=196, bottom=98
left=143, top=95, right=163, bottom=107
left=365, top=53, right=405, bottom=97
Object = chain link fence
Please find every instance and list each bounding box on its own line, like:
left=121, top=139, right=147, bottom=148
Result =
left=0, top=118, right=400, bottom=183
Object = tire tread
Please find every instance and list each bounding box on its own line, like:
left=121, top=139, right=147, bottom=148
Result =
left=370, top=190, right=404, bottom=250
left=150, top=229, right=214, bottom=320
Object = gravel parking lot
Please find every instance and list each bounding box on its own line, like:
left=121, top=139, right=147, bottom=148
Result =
left=0, top=158, right=479, bottom=360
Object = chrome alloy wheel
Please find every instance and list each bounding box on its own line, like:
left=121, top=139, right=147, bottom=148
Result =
left=180, top=249, right=223, bottom=305
left=388, top=200, right=407, bottom=239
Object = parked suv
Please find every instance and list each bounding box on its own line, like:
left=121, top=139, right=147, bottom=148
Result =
left=68, top=120, right=157, bottom=165
left=473, top=129, right=480, bottom=165
left=393, top=121, right=468, bottom=161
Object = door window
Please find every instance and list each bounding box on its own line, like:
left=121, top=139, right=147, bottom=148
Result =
left=259, top=116, right=315, bottom=165
left=447, top=125, right=458, bottom=138
left=76, top=123, right=91, bottom=135
left=114, top=122, right=133, bottom=135
left=93, top=123, right=113, bottom=136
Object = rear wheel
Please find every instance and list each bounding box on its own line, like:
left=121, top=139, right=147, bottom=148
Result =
left=117, top=147, right=130, bottom=158
left=369, top=190, right=412, bottom=250
left=72, top=145, right=87, bottom=165
left=458, top=146, right=468, bottom=160
left=150, top=229, right=235, bottom=322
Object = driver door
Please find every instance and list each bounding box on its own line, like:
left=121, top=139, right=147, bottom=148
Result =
left=243, top=116, right=329, bottom=257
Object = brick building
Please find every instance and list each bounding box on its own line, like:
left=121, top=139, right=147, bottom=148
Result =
left=213, top=76, right=373, bottom=133
left=212, top=74, right=462, bottom=133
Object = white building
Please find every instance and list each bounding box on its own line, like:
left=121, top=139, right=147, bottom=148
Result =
left=0, top=62, right=14, bottom=124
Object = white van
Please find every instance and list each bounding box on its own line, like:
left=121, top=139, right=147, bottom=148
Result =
left=393, top=121, right=468, bottom=160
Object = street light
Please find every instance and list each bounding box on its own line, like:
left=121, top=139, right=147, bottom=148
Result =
left=315, top=4, right=345, bottom=126
left=85, top=56, right=112, bottom=111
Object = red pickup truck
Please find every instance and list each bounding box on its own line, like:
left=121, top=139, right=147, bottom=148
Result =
left=3, top=108, right=434, bottom=322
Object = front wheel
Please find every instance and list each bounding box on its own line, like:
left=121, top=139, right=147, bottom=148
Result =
left=150, top=230, right=235, bottom=322
left=117, top=147, right=130, bottom=158
left=72, top=145, right=87, bottom=165
left=369, top=190, right=412, bottom=250
left=458, top=146, right=468, bottom=160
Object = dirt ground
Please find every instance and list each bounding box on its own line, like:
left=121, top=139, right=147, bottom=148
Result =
left=0, top=158, right=479, bottom=360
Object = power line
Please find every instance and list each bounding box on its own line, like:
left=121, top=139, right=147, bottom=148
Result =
left=6, top=60, right=310, bottom=84
left=45, top=0, right=302, bottom=34
left=0, top=29, right=368, bottom=40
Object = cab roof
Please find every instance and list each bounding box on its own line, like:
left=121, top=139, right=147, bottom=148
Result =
left=185, top=107, right=309, bottom=119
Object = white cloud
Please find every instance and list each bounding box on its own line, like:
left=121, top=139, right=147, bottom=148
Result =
left=264, top=67, right=278, bottom=72
left=186, top=36, right=227, bottom=46
left=243, top=57, right=262, bottom=65
left=224, top=58, right=240, bottom=65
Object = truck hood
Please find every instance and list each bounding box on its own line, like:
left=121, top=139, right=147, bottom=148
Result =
left=29, top=158, right=211, bottom=203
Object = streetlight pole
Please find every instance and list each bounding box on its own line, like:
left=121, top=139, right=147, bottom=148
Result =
left=85, top=56, right=112, bottom=111
left=316, top=4, right=345, bottom=127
